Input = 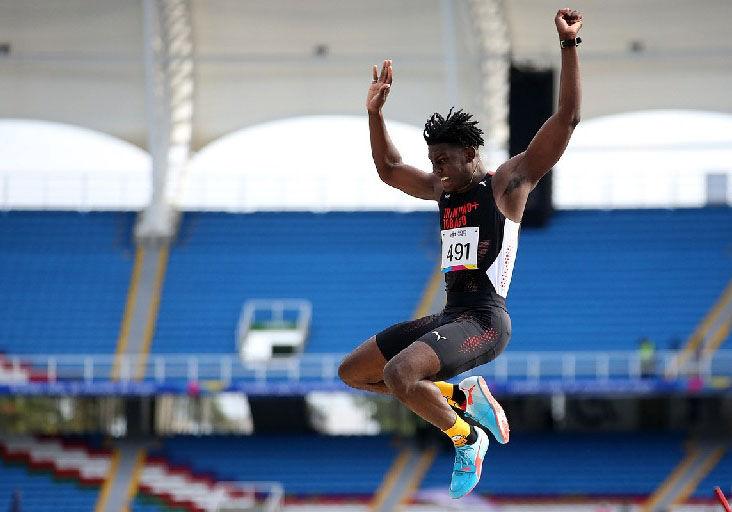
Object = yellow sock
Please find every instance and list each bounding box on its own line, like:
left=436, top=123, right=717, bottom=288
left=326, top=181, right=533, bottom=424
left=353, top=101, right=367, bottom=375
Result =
left=434, top=381, right=455, bottom=398
left=435, top=381, right=461, bottom=409
left=442, top=415, right=471, bottom=447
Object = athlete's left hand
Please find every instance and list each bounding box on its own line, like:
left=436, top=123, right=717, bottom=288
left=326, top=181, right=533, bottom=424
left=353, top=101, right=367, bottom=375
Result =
left=555, top=8, right=583, bottom=39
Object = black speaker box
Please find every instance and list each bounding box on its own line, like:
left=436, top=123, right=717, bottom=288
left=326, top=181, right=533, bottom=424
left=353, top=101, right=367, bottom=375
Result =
left=509, top=65, right=555, bottom=227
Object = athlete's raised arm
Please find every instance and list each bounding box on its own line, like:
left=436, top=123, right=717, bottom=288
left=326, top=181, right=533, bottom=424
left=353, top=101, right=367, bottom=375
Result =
left=368, top=60, right=439, bottom=201
left=493, top=9, right=583, bottom=221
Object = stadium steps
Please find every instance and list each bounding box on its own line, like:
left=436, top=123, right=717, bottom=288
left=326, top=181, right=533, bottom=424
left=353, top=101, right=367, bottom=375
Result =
left=112, top=238, right=170, bottom=381
left=671, top=280, right=732, bottom=374
left=371, top=445, right=436, bottom=512
left=96, top=443, right=145, bottom=512
left=642, top=440, right=727, bottom=511
left=413, top=266, right=445, bottom=318
left=693, top=448, right=732, bottom=501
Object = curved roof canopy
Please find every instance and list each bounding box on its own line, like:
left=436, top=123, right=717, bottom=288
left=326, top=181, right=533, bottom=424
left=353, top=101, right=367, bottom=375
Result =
left=0, top=119, right=150, bottom=209
left=181, top=115, right=436, bottom=211
left=555, top=110, right=732, bottom=208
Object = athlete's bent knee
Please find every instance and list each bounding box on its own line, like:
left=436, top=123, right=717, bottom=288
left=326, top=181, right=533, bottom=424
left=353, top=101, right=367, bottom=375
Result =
left=338, top=352, right=371, bottom=389
left=382, top=359, right=415, bottom=399
left=338, top=357, right=358, bottom=388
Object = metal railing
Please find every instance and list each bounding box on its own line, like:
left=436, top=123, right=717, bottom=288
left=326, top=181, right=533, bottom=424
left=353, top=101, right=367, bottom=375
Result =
left=0, top=171, right=150, bottom=211
left=3, top=350, right=731, bottom=387
left=3, top=168, right=728, bottom=212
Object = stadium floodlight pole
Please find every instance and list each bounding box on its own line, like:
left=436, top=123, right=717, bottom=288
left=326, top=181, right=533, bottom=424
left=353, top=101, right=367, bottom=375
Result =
left=137, top=0, right=194, bottom=240
left=469, top=0, right=510, bottom=165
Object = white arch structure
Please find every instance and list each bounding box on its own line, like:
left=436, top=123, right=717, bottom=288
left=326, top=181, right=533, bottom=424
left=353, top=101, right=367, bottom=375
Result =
left=554, top=110, right=732, bottom=208
left=0, top=119, right=150, bottom=210
left=176, top=115, right=436, bottom=211
left=1, top=112, right=730, bottom=211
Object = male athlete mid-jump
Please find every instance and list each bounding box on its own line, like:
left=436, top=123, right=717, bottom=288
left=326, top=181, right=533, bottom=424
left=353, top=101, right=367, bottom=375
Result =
left=339, top=9, right=583, bottom=498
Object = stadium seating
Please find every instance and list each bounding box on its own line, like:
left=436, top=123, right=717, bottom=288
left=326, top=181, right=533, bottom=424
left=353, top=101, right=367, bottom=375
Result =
left=131, top=496, right=173, bottom=511
left=155, top=208, right=731, bottom=356
left=0, top=211, right=135, bottom=354
left=421, top=432, right=685, bottom=496
left=0, top=460, right=99, bottom=511
left=153, top=212, right=438, bottom=354
left=509, top=208, right=732, bottom=351
left=693, top=449, right=732, bottom=499
left=0, top=208, right=728, bottom=358
left=150, top=434, right=398, bottom=496
left=149, top=432, right=690, bottom=499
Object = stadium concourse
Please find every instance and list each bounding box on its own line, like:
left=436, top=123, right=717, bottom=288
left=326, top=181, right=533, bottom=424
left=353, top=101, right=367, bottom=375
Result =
left=1, top=1, right=732, bottom=512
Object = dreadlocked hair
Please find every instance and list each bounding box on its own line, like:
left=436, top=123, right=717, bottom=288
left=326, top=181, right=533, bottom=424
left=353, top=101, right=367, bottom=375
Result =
left=423, top=107, right=484, bottom=148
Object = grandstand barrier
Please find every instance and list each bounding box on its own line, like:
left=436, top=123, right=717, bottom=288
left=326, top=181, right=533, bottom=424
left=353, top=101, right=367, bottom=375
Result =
left=1, top=350, right=731, bottom=396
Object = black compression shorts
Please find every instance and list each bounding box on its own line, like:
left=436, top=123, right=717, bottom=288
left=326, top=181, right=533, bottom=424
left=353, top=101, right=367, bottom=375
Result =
left=374, top=306, right=511, bottom=381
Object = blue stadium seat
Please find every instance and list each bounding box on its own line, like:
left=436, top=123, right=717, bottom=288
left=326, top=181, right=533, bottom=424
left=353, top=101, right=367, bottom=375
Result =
left=510, top=208, right=732, bottom=351
left=150, top=432, right=686, bottom=498
left=131, top=496, right=169, bottom=511
left=693, top=450, right=732, bottom=499
left=153, top=212, right=438, bottom=354
left=155, top=208, right=731, bottom=356
left=1, top=208, right=728, bottom=357
left=422, top=432, right=685, bottom=496
left=151, top=434, right=398, bottom=496
left=0, top=212, right=135, bottom=354
left=0, top=460, right=99, bottom=511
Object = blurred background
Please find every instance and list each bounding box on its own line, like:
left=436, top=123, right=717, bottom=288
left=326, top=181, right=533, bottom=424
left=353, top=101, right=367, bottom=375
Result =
left=0, top=1, right=731, bottom=511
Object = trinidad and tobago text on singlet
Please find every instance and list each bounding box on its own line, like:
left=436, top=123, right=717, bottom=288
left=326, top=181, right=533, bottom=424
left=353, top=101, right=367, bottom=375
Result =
left=439, top=174, right=520, bottom=310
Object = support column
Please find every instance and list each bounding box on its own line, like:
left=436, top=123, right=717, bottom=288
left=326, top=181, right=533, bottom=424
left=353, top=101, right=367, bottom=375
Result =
left=469, top=0, right=511, bottom=165
left=137, top=0, right=194, bottom=239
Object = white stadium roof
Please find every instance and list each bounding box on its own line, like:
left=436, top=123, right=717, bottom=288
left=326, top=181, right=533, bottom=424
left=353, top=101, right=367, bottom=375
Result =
left=0, top=1, right=730, bottom=210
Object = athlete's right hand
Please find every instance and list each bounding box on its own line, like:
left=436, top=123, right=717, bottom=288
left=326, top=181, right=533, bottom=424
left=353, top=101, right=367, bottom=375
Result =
left=366, top=59, right=393, bottom=114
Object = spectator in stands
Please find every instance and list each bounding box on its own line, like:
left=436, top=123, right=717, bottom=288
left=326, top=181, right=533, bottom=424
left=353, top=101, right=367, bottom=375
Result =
left=639, top=336, right=656, bottom=378
left=339, top=8, right=583, bottom=499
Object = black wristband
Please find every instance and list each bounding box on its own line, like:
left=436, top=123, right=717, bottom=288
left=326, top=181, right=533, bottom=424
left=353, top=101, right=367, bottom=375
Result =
left=560, top=36, right=582, bottom=48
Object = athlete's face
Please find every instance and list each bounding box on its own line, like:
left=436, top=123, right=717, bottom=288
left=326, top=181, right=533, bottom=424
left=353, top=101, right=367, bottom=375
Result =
left=428, top=143, right=477, bottom=193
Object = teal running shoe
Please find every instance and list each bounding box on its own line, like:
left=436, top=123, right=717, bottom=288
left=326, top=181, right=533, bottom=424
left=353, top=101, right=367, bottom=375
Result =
left=459, top=376, right=510, bottom=444
left=449, top=426, right=489, bottom=499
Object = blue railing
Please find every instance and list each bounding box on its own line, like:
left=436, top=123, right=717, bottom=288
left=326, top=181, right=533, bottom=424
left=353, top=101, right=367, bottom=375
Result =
left=0, top=350, right=730, bottom=396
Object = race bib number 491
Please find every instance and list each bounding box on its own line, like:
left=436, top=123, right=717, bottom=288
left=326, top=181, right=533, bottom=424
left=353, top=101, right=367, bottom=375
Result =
left=440, top=227, right=479, bottom=273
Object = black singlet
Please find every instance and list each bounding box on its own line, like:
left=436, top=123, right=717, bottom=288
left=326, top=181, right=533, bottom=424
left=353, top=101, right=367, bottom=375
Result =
left=439, top=173, right=520, bottom=309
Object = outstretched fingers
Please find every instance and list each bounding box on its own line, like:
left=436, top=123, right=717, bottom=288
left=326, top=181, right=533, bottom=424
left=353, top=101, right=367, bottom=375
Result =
left=372, top=59, right=393, bottom=84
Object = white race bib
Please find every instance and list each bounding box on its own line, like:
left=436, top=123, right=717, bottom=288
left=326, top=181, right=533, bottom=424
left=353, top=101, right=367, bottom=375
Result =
left=440, top=227, right=479, bottom=273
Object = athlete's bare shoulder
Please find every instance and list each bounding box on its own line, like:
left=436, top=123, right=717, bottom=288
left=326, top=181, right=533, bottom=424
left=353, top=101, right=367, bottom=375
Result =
left=491, top=155, right=532, bottom=223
